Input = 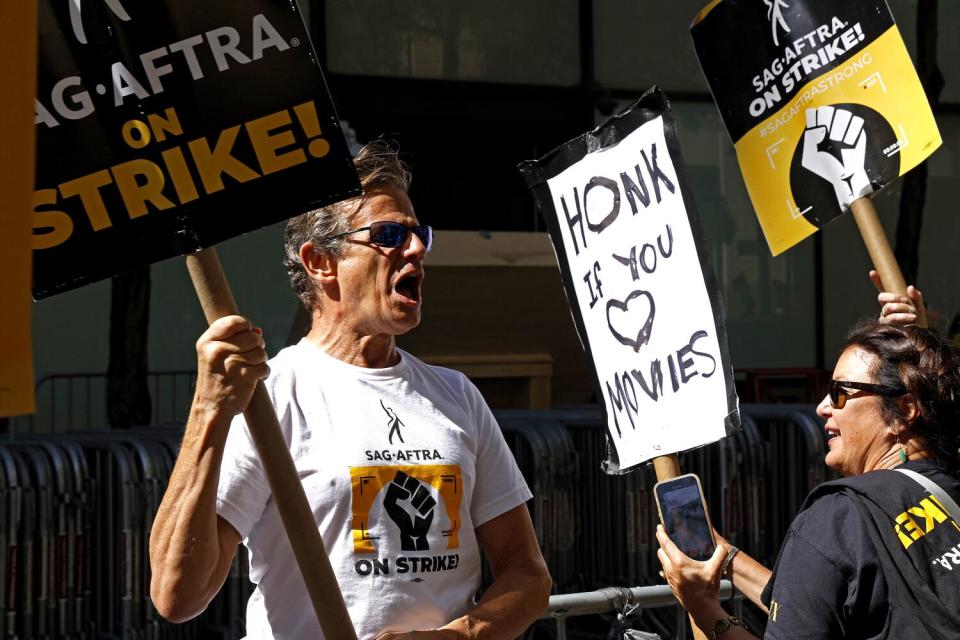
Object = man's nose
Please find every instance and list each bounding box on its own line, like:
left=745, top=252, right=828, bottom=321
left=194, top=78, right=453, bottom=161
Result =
left=404, top=230, right=428, bottom=258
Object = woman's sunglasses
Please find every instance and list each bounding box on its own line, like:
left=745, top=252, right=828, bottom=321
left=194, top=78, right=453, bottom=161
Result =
left=827, top=379, right=905, bottom=409
left=328, top=221, right=433, bottom=252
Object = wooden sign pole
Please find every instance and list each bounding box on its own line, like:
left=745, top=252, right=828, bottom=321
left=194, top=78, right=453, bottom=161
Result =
left=652, top=453, right=708, bottom=640
left=850, top=197, right=926, bottom=328
left=652, top=455, right=681, bottom=482
left=186, top=248, right=357, bottom=640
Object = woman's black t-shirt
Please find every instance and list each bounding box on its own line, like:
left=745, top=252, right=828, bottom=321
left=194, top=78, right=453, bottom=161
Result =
left=760, top=459, right=960, bottom=639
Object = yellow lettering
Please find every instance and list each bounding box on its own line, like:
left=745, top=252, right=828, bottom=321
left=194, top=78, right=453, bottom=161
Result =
left=245, top=109, right=305, bottom=175
left=32, top=189, right=73, bottom=250
left=905, top=513, right=923, bottom=541
left=188, top=125, right=260, bottom=194
left=908, top=506, right=935, bottom=535
left=147, top=107, right=183, bottom=143
left=895, top=512, right=917, bottom=549
left=913, top=499, right=948, bottom=533
left=58, top=169, right=114, bottom=231
left=893, top=496, right=960, bottom=549
left=41, top=112, right=303, bottom=248
left=121, top=119, right=151, bottom=149
left=894, top=497, right=953, bottom=548
left=111, top=158, right=176, bottom=219
left=928, top=496, right=953, bottom=525
left=161, top=146, right=200, bottom=204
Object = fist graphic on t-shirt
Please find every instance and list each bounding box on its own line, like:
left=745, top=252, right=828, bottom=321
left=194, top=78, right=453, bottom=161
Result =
left=384, top=470, right=436, bottom=551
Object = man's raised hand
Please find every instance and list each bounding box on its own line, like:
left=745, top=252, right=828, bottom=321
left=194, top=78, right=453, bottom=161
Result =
left=193, top=315, right=270, bottom=418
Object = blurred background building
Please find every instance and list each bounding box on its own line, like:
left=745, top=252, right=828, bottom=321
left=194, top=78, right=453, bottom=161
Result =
left=17, top=0, right=958, bottom=431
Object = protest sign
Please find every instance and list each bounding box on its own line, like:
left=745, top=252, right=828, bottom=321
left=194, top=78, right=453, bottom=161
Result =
left=520, top=88, right=739, bottom=473
left=0, top=0, right=38, bottom=417
left=692, top=0, right=942, bottom=256
left=32, top=2, right=362, bottom=635
left=33, top=0, right=361, bottom=297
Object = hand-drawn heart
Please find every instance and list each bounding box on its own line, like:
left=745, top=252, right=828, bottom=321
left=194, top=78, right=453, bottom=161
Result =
left=606, top=289, right=656, bottom=352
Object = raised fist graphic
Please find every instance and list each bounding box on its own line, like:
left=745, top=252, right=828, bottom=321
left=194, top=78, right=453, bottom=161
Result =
left=69, top=0, right=132, bottom=44
left=801, top=106, right=874, bottom=210
left=383, top=471, right=435, bottom=551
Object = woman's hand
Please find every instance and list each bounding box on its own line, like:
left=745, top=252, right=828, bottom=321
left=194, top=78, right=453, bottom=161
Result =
left=870, top=270, right=927, bottom=328
left=655, top=524, right=726, bottom=623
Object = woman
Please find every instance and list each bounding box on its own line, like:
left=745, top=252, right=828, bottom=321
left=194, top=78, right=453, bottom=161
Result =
left=657, top=320, right=960, bottom=639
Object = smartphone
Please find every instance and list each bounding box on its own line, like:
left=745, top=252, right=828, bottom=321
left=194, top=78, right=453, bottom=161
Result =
left=654, top=473, right=716, bottom=561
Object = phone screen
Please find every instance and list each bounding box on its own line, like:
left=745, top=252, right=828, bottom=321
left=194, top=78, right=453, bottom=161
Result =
left=656, top=475, right=716, bottom=561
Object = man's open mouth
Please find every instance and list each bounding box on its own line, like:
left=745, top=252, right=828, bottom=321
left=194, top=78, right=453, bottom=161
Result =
left=394, top=273, right=421, bottom=302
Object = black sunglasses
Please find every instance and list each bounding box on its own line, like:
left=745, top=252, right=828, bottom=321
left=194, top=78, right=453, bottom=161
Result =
left=328, top=221, right=433, bottom=252
left=827, top=379, right=905, bottom=409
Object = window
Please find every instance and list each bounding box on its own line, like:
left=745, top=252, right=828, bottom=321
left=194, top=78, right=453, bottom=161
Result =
left=325, top=0, right=580, bottom=86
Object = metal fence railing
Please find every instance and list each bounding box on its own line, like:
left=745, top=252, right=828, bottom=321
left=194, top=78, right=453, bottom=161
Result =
left=3, top=401, right=825, bottom=638
left=542, top=581, right=740, bottom=640
left=6, top=371, right=197, bottom=435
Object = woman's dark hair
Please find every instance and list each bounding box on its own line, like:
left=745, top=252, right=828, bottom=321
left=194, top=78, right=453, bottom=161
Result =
left=844, top=320, right=960, bottom=473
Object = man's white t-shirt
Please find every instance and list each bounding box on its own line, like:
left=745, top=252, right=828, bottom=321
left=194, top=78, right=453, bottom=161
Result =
left=216, top=340, right=532, bottom=639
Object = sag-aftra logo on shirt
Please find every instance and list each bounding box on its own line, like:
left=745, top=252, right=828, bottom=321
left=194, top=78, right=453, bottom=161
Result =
left=893, top=495, right=960, bottom=550
left=348, top=465, right=465, bottom=579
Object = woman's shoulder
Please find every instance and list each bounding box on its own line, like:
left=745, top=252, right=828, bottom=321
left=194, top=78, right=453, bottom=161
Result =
left=813, top=462, right=960, bottom=506
left=903, top=459, right=960, bottom=497
left=782, top=489, right=884, bottom=582
left=789, top=478, right=892, bottom=550
left=791, top=490, right=861, bottom=537
left=793, top=464, right=960, bottom=555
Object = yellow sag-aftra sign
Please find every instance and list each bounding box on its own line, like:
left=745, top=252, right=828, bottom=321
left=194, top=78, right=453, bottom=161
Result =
left=0, top=0, right=37, bottom=417
left=692, top=0, right=941, bottom=255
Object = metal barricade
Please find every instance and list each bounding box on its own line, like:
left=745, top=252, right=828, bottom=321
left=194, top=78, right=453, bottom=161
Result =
left=10, top=371, right=197, bottom=434
left=2, top=402, right=829, bottom=639
left=6, top=447, right=37, bottom=639
left=1, top=428, right=247, bottom=640
left=542, top=580, right=739, bottom=640
left=1, top=446, right=21, bottom=640
left=8, top=441, right=81, bottom=639
left=496, top=412, right=579, bottom=592
left=739, top=404, right=830, bottom=565
left=495, top=404, right=829, bottom=638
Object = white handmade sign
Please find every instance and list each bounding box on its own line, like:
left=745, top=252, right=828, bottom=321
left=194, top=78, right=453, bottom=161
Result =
left=520, top=88, right=739, bottom=472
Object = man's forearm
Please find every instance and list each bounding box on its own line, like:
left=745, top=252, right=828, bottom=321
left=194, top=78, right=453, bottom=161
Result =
left=441, top=558, right=551, bottom=640
left=149, top=403, right=235, bottom=622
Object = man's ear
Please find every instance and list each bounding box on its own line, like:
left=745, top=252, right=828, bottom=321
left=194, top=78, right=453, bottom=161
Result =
left=299, top=241, right=337, bottom=285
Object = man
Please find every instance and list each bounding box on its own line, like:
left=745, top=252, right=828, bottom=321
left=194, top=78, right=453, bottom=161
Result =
left=149, top=141, right=551, bottom=638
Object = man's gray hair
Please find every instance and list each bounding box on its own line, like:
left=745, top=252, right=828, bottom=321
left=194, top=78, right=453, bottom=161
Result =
left=283, top=139, right=412, bottom=311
